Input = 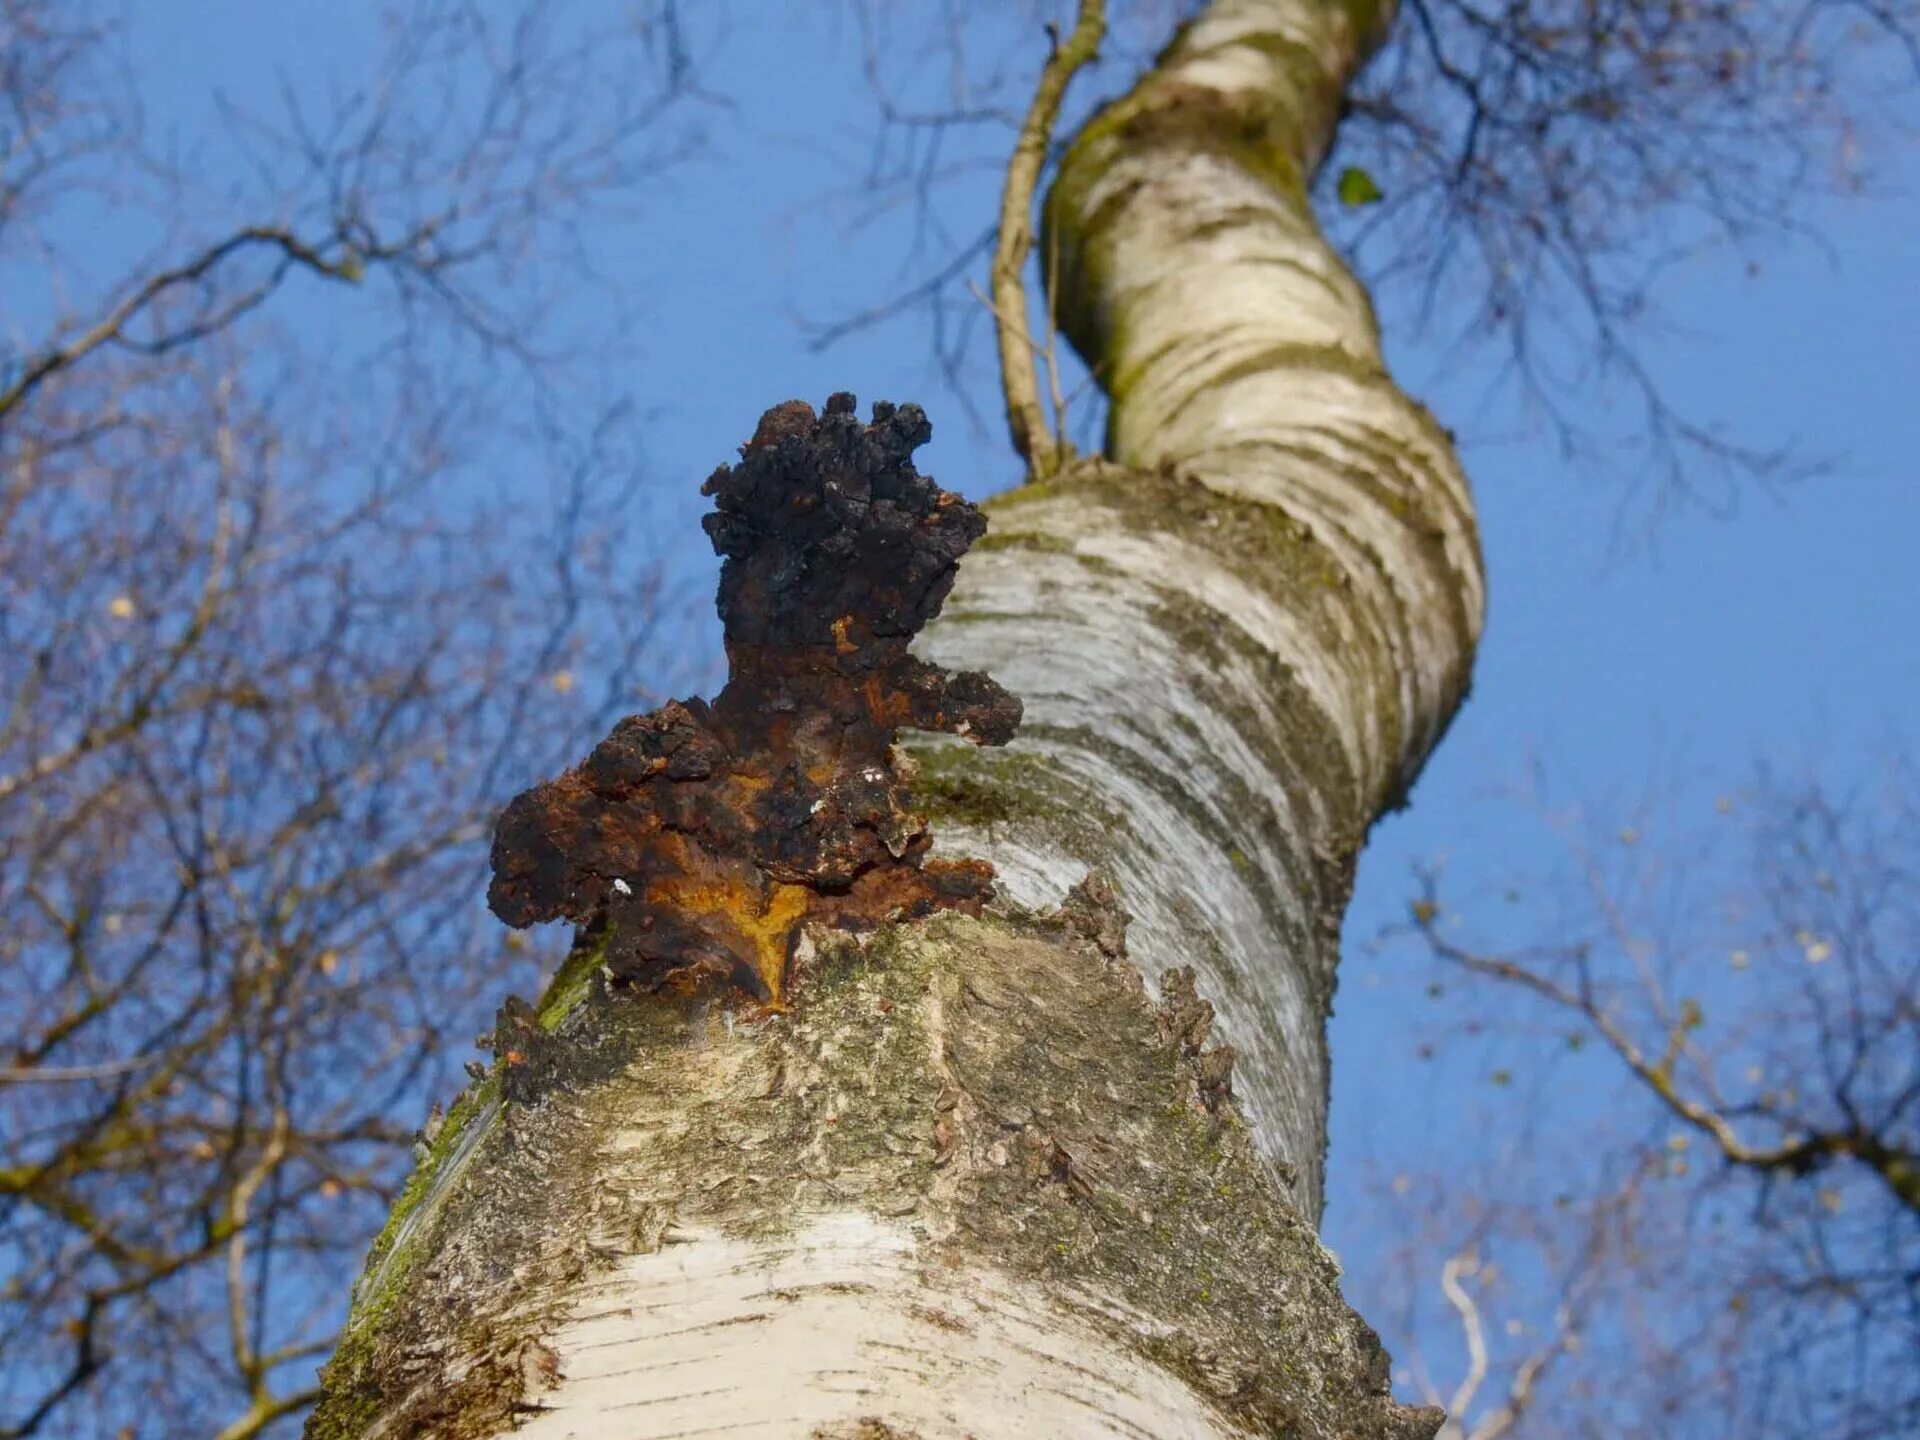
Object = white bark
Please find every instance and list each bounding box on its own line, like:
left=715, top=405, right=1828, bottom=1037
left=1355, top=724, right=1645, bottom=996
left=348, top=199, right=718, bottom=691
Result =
left=922, top=0, right=1481, bottom=1212
left=514, top=1214, right=1237, bottom=1440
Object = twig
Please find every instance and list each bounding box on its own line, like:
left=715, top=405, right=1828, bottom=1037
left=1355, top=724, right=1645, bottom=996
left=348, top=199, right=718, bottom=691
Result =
left=1410, top=885, right=1920, bottom=1216
left=1439, top=1251, right=1490, bottom=1428
left=990, top=1, right=1104, bottom=477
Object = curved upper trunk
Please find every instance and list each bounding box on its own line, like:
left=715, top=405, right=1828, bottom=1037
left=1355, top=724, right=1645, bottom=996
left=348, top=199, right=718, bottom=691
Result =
left=921, top=0, right=1481, bottom=1213
left=306, top=3, right=1483, bottom=1437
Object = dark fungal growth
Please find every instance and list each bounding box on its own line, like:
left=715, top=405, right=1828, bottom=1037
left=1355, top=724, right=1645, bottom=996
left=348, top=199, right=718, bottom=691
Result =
left=488, top=394, right=1021, bottom=1000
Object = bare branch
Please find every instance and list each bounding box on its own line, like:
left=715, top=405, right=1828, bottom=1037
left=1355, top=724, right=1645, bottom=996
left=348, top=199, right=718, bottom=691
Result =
left=989, top=1, right=1104, bottom=476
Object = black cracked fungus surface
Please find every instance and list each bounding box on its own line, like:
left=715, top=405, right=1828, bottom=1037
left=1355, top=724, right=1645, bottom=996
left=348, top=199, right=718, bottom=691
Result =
left=487, top=394, right=1022, bottom=999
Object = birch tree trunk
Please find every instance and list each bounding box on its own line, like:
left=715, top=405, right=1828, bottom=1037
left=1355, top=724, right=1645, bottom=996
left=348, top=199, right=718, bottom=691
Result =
left=306, top=2, right=1484, bottom=1436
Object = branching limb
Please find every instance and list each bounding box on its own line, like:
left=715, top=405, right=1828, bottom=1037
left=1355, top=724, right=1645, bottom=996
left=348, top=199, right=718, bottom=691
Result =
left=1407, top=869, right=1920, bottom=1218
left=989, top=1, right=1104, bottom=477
left=0, top=224, right=405, bottom=427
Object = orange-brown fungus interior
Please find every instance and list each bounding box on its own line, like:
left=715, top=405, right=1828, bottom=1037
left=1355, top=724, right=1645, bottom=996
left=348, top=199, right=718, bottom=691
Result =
left=486, top=394, right=1022, bottom=1000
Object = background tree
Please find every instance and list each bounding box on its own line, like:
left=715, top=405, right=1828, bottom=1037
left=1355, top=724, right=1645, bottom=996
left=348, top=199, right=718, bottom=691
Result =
left=0, top=3, right=701, bottom=1436
left=1347, top=755, right=1917, bottom=1439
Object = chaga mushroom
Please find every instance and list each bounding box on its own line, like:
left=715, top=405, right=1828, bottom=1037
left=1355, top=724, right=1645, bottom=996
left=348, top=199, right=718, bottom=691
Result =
left=487, top=393, right=1021, bottom=1000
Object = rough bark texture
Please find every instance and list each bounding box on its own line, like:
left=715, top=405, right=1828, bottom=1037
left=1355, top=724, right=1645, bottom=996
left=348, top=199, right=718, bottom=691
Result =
left=307, top=1, right=1485, bottom=1435
left=308, top=896, right=1433, bottom=1440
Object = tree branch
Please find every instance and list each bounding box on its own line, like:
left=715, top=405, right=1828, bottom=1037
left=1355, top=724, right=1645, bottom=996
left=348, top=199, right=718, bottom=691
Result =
left=989, top=1, right=1103, bottom=477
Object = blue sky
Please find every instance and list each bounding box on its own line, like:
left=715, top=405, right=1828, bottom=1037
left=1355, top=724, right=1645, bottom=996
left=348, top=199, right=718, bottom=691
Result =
left=114, top=0, right=1919, bottom=1422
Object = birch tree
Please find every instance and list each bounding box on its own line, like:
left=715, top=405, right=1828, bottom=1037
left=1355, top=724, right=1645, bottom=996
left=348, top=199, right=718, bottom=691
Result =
left=304, top=0, right=1910, bottom=1436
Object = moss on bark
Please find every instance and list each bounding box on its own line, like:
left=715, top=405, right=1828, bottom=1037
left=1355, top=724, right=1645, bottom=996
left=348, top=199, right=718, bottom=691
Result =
left=309, top=892, right=1436, bottom=1440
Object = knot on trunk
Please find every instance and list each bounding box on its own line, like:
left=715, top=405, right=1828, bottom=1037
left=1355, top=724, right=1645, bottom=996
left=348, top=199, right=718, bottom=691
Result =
left=488, top=393, right=1021, bottom=1000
